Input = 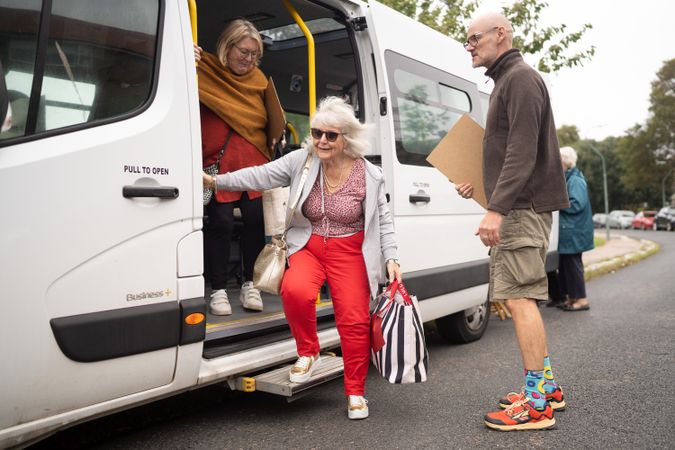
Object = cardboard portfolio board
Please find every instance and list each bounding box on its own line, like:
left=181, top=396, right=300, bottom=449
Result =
left=426, top=113, right=488, bottom=209
left=265, top=77, right=286, bottom=149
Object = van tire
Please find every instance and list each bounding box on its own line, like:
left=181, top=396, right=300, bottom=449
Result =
left=436, top=298, right=490, bottom=344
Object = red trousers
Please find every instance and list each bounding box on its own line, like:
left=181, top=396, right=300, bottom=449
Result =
left=281, top=232, right=371, bottom=396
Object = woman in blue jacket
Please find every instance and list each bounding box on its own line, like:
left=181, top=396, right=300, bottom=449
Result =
left=558, top=146, right=594, bottom=311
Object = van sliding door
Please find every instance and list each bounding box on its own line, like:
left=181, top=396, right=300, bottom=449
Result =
left=0, top=0, right=202, bottom=431
left=366, top=1, right=489, bottom=274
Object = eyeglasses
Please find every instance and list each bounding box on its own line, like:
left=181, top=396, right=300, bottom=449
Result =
left=234, top=44, right=260, bottom=60
left=310, top=128, right=344, bottom=142
left=463, top=26, right=499, bottom=49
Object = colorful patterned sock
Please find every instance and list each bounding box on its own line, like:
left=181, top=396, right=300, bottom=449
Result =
left=524, top=369, right=547, bottom=410
left=543, top=355, right=558, bottom=394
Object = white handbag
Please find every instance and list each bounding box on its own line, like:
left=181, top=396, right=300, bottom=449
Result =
left=262, top=187, right=290, bottom=237
left=253, top=153, right=312, bottom=294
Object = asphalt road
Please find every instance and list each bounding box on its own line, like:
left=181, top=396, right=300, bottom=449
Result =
left=35, top=230, right=675, bottom=450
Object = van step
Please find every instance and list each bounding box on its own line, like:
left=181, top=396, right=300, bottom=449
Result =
left=234, top=354, right=343, bottom=397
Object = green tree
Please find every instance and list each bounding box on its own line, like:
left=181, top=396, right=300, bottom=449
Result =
left=617, top=126, right=660, bottom=203
left=377, top=0, right=595, bottom=73
left=576, top=137, right=645, bottom=213
left=647, top=58, right=675, bottom=165
left=647, top=58, right=674, bottom=205
left=616, top=59, right=674, bottom=207
left=557, top=124, right=580, bottom=147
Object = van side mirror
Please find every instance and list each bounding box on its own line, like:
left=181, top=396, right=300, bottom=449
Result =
left=0, top=60, right=10, bottom=133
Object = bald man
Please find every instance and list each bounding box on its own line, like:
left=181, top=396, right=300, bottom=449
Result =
left=456, top=13, right=570, bottom=431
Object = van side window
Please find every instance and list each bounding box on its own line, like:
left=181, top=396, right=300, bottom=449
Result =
left=0, top=0, right=159, bottom=143
left=385, top=51, right=473, bottom=167
left=0, top=0, right=42, bottom=139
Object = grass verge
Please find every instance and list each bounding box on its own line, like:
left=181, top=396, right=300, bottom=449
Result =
left=585, top=239, right=660, bottom=281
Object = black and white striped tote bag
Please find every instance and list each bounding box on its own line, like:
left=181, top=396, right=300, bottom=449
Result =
left=370, top=280, right=429, bottom=384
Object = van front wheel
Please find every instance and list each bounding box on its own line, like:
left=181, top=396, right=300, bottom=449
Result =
left=436, top=298, right=490, bottom=344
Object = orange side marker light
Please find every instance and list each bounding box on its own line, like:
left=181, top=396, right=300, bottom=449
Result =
left=185, top=312, right=205, bottom=325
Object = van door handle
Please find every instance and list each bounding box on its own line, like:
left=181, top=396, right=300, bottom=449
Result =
left=409, top=191, right=430, bottom=204
left=123, top=185, right=179, bottom=199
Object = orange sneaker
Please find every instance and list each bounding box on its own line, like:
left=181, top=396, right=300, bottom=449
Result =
left=499, top=387, right=566, bottom=411
left=485, top=394, right=555, bottom=431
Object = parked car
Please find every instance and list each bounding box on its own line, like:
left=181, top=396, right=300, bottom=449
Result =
left=592, top=213, right=607, bottom=228
left=607, top=210, right=635, bottom=229
left=654, top=207, right=675, bottom=231
left=632, top=210, right=657, bottom=230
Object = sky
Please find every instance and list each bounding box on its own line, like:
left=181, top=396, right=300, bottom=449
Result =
left=475, top=0, right=675, bottom=141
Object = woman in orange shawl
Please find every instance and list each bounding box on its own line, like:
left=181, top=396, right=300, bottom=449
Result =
left=196, top=19, right=271, bottom=316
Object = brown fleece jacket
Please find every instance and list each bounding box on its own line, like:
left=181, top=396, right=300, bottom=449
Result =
left=482, top=49, right=569, bottom=214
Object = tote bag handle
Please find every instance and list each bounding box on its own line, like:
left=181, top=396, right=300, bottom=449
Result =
left=375, top=280, right=413, bottom=317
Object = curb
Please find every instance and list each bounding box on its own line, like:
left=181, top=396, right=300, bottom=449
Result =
left=584, top=238, right=660, bottom=281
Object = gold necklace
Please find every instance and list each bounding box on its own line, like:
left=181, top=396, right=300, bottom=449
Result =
left=322, top=160, right=346, bottom=192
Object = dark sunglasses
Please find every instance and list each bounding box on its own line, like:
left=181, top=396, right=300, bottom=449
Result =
left=310, top=128, right=344, bottom=142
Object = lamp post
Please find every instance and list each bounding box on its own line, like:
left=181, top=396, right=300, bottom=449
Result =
left=662, top=168, right=673, bottom=207
left=589, top=144, right=610, bottom=241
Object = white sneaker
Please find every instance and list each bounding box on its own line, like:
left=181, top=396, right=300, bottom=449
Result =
left=240, top=281, right=263, bottom=311
left=209, top=289, right=232, bottom=316
left=289, top=355, right=321, bottom=383
left=347, top=395, right=369, bottom=420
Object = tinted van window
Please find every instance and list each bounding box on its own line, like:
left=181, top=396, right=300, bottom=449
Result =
left=0, top=0, right=159, bottom=142
left=0, top=0, right=41, bottom=139
left=385, top=50, right=473, bottom=167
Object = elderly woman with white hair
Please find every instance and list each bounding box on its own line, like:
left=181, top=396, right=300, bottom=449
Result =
left=204, top=96, right=402, bottom=419
left=557, top=146, right=594, bottom=311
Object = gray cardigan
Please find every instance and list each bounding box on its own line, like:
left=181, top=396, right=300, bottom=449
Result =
left=215, top=148, right=398, bottom=298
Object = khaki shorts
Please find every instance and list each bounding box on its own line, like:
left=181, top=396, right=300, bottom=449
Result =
left=489, top=208, right=552, bottom=301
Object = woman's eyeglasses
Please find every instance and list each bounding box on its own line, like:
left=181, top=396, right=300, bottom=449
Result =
left=310, top=128, right=344, bottom=142
left=234, top=44, right=259, bottom=60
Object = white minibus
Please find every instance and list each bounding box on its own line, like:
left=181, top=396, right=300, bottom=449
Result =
left=0, top=0, right=559, bottom=446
